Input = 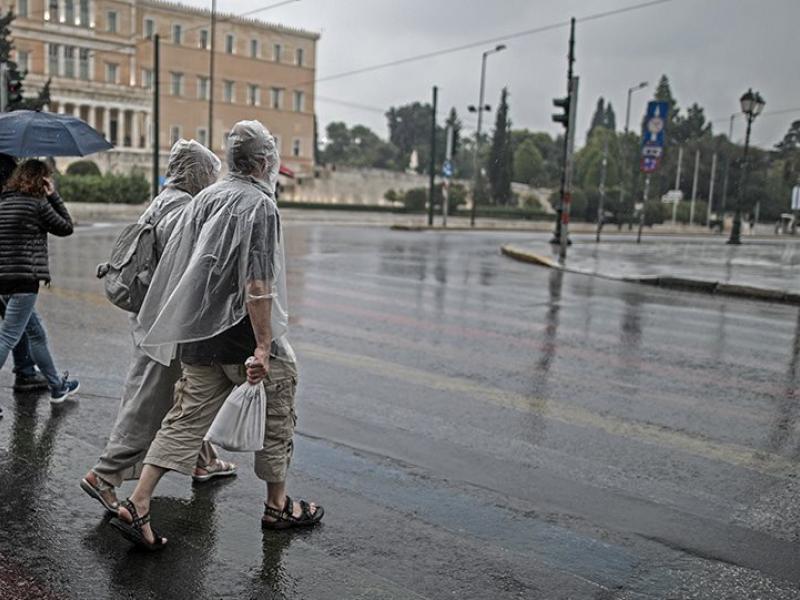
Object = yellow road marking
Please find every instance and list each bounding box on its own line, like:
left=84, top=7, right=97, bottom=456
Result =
left=296, top=342, right=799, bottom=479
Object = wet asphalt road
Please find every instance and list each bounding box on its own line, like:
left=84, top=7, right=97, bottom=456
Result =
left=1, top=222, right=799, bottom=599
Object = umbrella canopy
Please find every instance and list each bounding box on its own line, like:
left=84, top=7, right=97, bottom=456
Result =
left=0, top=110, right=113, bottom=158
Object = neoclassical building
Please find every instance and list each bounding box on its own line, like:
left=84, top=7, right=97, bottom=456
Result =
left=7, top=0, right=318, bottom=176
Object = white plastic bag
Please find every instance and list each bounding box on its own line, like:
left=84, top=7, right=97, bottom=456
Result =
left=204, top=382, right=266, bottom=452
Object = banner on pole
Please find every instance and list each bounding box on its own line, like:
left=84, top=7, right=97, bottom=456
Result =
left=640, top=101, right=669, bottom=173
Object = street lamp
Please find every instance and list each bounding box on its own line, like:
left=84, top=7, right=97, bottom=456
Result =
left=727, top=88, right=765, bottom=245
left=624, top=81, right=648, bottom=134
left=469, top=44, right=507, bottom=227
left=618, top=81, right=648, bottom=230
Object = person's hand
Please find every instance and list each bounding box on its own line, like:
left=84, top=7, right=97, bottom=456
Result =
left=246, top=346, right=270, bottom=384
left=43, top=177, right=55, bottom=197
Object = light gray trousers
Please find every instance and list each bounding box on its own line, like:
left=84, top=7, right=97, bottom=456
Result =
left=92, top=326, right=216, bottom=487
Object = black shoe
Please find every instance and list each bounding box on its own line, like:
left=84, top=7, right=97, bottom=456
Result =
left=13, top=372, right=50, bottom=393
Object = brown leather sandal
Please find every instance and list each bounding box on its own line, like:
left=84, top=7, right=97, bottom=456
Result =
left=262, top=495, right=324, bottom=530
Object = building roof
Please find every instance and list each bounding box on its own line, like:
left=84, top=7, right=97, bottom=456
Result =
left=139, top=0, right=321, bottom=41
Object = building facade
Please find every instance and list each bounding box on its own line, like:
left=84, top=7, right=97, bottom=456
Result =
left=6, top=0, right=318, bottom=176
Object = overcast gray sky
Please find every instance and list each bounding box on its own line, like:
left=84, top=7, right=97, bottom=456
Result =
left=184, top=0, right=799, bottom=149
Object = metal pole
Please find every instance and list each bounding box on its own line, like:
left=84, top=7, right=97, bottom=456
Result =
left=559, top=75, right=579, bottom=261
left=672, top=145, right=683, bottom=226
left=637, top=174, right=650, bottom=243
left=624, top=87, right=633, bottom=134
left=442, top=124, right=453, bottom=227
left=729, top=113, right=753, bottom=245
left=207, top=0, right=217, bottom=150
left=596, top=136, right=608, bottom=242
left=0, top=63, right=7, bottom=112
left=689, top=149, right=700, bottom=226
left=707, top=152, right=717, bottom=227
left=151, top=34, right=160, bottom=199
left=470, top=53, right=488, bottom=228
left=427, top=85, right=438, bottom=227
left=552, top=17, right=575, bottom=245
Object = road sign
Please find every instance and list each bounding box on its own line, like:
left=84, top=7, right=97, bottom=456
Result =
left=640, top=100, right=669, bottom=174
left=442, top=160, right=453, bottom=178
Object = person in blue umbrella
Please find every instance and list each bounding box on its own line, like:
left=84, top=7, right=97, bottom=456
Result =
left=0, top=159, right=80, bottom=405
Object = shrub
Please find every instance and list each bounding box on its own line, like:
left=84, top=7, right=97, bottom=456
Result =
left=66, top=160, right=101, bottom=176
left=396, top=184, right=468, bottom=215
left=56, top=172, right=150, bottom=204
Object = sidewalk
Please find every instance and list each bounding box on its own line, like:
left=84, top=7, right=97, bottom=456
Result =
left=502, top=236, right=800, bottom=304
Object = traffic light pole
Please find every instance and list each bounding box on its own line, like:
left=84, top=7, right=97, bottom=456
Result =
left=551, top=17, right=576, bottom=247
left=428, top=85, right=438, bottom=227
left=151, top=34, right=160, bottom=199
left=559, top=75, right=578, bottom=261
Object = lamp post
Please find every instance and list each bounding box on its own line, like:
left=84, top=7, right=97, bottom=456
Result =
left=619, top=81, right=647, bottom=230
left=469, top=44, right=507, bottom=227
left=727, top=88, right=765, bottom=245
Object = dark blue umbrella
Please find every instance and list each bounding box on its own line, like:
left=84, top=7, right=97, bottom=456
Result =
left=0, top=110, right=113, bottom=157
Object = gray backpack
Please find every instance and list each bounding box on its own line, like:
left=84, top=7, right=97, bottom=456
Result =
left=96, top=202, right=183, bottom=313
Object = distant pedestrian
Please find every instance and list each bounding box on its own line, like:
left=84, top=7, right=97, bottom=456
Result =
left=80, top=140, right=227, bottom=515
left=111, top=121, right=323, bottom=551
left=0, top=154, right=50, bottom=400
left=0, top=159, right=79, bottom=406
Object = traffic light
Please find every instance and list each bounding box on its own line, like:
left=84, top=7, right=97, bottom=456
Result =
left=552, top=96, right=570, bottom=128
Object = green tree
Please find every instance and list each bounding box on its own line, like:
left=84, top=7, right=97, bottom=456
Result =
left=513, top=138, right=543, bottom=186
left=487, top=87, right=513, bottom=205
left=604, top=102, right=616, bottom=132
left=445, top=107, right=462, bottom=158
left=319, top=121, right=400, bottom=170
left=0, top=11, right=50, bottom=111
left=588, top=97, right=607, bottom=139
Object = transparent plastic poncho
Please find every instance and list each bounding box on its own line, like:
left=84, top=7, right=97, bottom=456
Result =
left=135, top=122, right=292, bottom=366
left=139, top=139, right=222, bottom=243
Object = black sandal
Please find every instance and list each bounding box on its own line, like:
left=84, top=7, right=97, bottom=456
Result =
left=110, top=500, right=167, bottom=551
left=262, top=495, right=324, bottom=530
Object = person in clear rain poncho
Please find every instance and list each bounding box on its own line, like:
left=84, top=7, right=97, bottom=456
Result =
left=81, top=139, right=229, bottom=515
left=112, top=121, right=323, bottom=551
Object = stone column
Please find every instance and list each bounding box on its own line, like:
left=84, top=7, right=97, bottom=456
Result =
left=57, top=102, right=66, bottom=114
left=103, top=107, right=111, bottom=141
left=143, top=112, right=152, bottom=148
left=131, top=110, right=141, bottom=149
left=70, top=104, right=78, bottom=117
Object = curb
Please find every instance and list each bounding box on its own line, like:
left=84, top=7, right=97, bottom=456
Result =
left=500, top=244, right=800, bottom=306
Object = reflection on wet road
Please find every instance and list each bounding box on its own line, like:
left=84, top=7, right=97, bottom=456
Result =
left=0, top=225, right=799, bottom=599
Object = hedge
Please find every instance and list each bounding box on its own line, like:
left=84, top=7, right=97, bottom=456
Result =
left=56, top=172, right=150, bottom=204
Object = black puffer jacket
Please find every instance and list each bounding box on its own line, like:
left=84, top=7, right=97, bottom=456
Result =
left=0, top=191, right=74, bottom=293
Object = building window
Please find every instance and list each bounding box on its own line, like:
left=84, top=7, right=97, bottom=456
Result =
left=107, top=11, right=118, bottom=33
left=225, top=33, right=235, bottom=54
left=144, top=18, right=155, bottom=39
left=293, top=90, right=304, bottom=112
left=270, top=87, right=283, bottom=110
left=292, top=138, right=301, bottom=157
left=170, top=72, right=184, bottom=96
left=46, top=0, right=58, bottom=22
left=247, top=84, right=260, bottom=106
left=250, top=39, right=259, bottom=58
left=64, top=46, right=76, bottom=78
left=170, top=125, right=182, bottom=146
left=48, top=44, right=60, bottom=76
left=197, top=76, right=209, bottom=100
left=296, top=47, right=304, bottom=66
left=273, top=43, right=282, bottom=62
left=172, top=23, right=182, bottom=45
left=79, top=48, right=90, bottom=79
left=199, top=29, right=209, bottom=49
left=64, top=0, right=74, bottom=24
left=140, top=68, right=152, bottom=89
left=78, top=0, right=89, bottom=26
left=17, top=0, right=28, bottom=18
left=106, top=63, right=119, bottom=84
left=223, top=80, right=235, bottom=103
left=196, top=127, right=208, bottom=147
left=17, top=50, right=30, bottom=73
